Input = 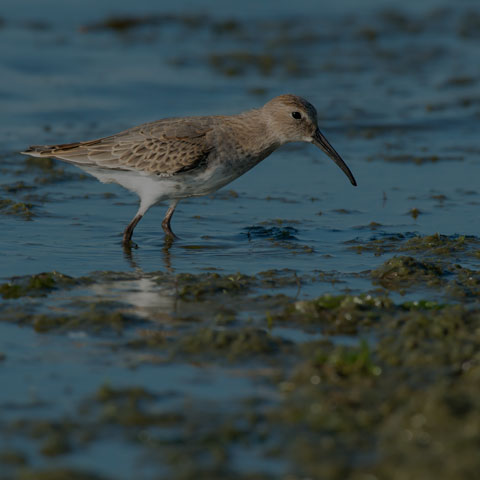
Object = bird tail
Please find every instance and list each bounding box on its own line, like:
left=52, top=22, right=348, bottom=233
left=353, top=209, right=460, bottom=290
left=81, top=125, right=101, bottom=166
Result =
left=21, top=142, right=87, bottom=157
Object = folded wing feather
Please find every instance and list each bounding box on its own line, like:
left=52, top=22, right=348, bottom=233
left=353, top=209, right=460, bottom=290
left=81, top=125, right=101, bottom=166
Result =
left=22, top=119, right=215, bottom=177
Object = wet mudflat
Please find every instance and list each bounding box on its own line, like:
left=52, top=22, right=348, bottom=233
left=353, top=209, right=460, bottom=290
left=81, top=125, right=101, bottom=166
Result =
left=0, top=1, right=480, bottom=478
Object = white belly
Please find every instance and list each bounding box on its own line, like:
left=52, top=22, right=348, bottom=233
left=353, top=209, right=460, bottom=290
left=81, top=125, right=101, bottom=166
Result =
left=80, top=163, right=238, bottom=210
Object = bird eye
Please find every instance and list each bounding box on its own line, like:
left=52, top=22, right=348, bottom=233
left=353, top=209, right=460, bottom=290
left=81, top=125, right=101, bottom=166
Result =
left=291, top=111, right=302, bottom=120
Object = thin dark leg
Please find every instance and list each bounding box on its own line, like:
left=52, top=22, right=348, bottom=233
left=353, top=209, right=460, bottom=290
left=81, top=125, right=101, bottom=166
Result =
left=123, top=213, right=143, bottom=246
left=161, top=202, right=178, bottom=238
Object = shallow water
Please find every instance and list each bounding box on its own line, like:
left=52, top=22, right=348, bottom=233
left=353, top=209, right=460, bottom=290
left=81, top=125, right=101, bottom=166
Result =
left=1, top=1, right=480, bottom=479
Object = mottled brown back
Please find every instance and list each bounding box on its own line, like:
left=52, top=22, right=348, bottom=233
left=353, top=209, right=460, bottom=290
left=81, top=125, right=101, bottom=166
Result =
left=23, top=118, right=217, bottom=176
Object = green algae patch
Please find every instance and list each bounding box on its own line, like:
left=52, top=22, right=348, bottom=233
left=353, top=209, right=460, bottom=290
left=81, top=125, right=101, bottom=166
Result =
left=375, top=376, right=480, bottom=480
left=368, top=251, right=478, bottom=299
left=267, top=299, right=480, bottom=479
left=347, top=233, right=480, bottom=260
left=0, top=271, right=77, bottom=299
left=276, top=294, right=393, bottom=335
left=298, top=340, right=382, bottom=380
left=378, top=305, right=480, bottom=369
left=269, top=342, right=386, bottom=478
left=173, top=270, right=309, bottom=304
left=31, top=305, right=139, bottom=334
left=401, top=299, right=446, bottom=310
left=371, top=256, right=444, bottom=291
left=173, top=327, right=290, bottom=360
left=176, top=272, right=254, bottom=301
left=346, top=233, right=407, bottom=256
left=85, top=384, right=183, bottom=429
left=0, top=198, right=34, bottom=219
left=401, top=233, right=480, bottom=257
left=446, top=265, right=480, bottom=299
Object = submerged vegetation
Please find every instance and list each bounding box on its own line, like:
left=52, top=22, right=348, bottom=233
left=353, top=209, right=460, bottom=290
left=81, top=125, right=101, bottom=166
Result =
left=0, top=244, right=479, bottom=478
left=0, top=198, right=35, bottom=219
left=0, top=272, right=76, bottom=299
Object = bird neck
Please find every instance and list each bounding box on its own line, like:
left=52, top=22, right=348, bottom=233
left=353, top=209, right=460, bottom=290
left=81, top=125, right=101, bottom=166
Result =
left=231, top=109, right=282, bottom=156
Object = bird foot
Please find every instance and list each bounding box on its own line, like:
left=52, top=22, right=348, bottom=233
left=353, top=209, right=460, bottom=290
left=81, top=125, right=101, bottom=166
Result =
left=122, top=238, right=139, bottom=250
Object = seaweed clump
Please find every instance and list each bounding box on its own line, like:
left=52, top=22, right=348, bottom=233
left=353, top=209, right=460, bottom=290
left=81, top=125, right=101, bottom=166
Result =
left=173, top=327, right=290, bottom=360
left=371, top=256, right=444, bottom=292
left=0, top=198, right=34, bottom=219
left=0, top=272, right=76, bottom=299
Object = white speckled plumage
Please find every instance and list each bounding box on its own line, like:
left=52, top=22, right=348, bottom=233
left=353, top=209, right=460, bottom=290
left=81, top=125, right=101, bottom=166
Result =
left=22, top=94, right=357, bottom=246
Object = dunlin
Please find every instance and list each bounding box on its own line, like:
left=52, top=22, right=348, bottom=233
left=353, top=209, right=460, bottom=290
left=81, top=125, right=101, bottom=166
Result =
left=23, top=94, right=357, bottom=245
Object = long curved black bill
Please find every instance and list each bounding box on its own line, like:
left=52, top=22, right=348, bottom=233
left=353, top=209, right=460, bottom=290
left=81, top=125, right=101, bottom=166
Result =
left=312, top=129, right=357, bottom=186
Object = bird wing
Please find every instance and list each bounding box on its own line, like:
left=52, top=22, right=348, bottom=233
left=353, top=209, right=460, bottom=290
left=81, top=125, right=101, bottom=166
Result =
left=22, top=118, right=215, bottom=176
